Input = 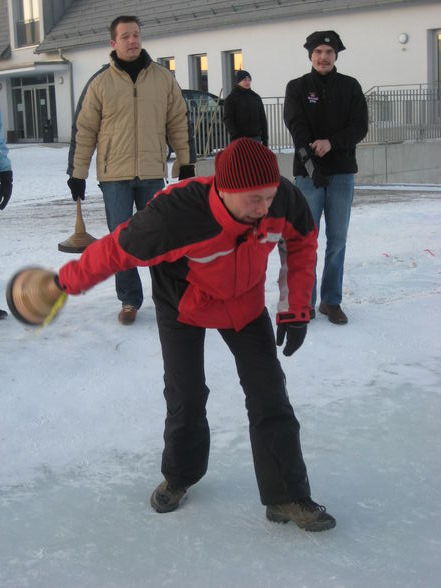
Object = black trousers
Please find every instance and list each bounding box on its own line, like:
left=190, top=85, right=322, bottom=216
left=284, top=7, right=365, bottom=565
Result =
left=155, top=304, right=310, bottom=505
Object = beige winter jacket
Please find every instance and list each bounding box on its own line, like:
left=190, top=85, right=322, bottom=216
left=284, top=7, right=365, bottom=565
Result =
left=68, top=50, right=195, bottom=181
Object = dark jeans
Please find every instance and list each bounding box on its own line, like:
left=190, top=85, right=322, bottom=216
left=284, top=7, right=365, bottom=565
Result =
left=100, top=178, right=165, bottom=308
left=155, top=304, right=310, bottom=505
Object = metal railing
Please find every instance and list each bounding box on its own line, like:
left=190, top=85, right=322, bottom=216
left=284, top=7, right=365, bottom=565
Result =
left=190, top=84, right=441, bottom=156
left=364, top=83, right=441, bottom=143
left=188, top=104, right=229, bottom=158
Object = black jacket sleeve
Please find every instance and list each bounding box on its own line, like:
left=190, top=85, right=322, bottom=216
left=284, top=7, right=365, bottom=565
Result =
left=328, top=79, right=368, bottom=149
left=284, top=78, right=313, bottom=150
left=258, top=97, right=269, bottom=146
left=223, top=94, right=239, bottom=138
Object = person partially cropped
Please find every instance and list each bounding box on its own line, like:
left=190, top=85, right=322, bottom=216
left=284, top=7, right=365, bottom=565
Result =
left=0, top=111, right=13, bottom=320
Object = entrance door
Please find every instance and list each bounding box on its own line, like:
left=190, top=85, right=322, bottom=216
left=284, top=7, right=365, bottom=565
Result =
left=23, top=87, right=49, bottom=140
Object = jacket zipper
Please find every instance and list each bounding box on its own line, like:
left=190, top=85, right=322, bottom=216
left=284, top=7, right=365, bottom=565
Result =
left=134, top=85, right=138, bottom=178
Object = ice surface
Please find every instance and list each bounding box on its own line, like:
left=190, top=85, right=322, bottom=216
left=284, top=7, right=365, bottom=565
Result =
left=1, top=145, right=440, bottom=587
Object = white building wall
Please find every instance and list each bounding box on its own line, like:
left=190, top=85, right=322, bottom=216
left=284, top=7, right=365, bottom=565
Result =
left=61, top=2, right=440, bottom=103
left=146, top=2, right=440, bottom=95
left=3, top=2, right=440, bottom=141
left=53, top=70, right=72, bottom=142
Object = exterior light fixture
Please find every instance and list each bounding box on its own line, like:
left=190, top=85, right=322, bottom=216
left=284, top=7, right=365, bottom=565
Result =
left=398, top=33, right=409, bottom=44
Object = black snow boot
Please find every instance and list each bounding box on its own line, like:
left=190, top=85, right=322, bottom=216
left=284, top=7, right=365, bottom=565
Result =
left=266, top=496, right=336, bottom=531
left=150, top=480, right=187, bottom=513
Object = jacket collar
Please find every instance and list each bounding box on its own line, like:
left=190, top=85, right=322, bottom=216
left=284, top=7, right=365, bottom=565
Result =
left=233, top=85, right=252, bottom=93
left=208, top=179, right=255, bottom=236
left=310, top=66, right=337, bottom=84
left=110, top=48, right=151, bottom=71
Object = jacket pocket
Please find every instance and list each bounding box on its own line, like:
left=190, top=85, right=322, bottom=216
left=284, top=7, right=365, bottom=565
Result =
left=103, top=137, right=112, bottom=174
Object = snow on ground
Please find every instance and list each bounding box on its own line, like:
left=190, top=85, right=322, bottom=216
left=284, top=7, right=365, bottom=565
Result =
left=1, top=145, right=440, bottom=587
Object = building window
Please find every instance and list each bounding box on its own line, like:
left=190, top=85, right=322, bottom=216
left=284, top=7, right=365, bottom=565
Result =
left=222, top=50, right=243, bottom=95
left=15, top=0, right=40, bottom=47
left=189, top=54, right=208, bottom=91
left=158, top=57, right=176, bottom=76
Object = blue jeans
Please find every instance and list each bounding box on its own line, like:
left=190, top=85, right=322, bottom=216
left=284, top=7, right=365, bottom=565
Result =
left=295, top=174, right=354, bottom=307
left=100, top=178, right=165, bottom=308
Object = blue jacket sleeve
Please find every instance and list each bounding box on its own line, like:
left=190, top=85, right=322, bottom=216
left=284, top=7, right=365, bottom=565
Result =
left=0, top=112, right=12, bottom=172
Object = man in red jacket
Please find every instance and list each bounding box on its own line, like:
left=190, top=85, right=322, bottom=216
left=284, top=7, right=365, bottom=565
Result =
left=26, top=138, right=335, bottom=531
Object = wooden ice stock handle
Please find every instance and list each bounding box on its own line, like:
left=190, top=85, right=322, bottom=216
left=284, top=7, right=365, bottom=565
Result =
left=74, top=197, right=87, bottom=234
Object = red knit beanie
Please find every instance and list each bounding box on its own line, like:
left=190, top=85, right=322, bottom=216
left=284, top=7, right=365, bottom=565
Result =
left=215, top=138, right=280, bottom=193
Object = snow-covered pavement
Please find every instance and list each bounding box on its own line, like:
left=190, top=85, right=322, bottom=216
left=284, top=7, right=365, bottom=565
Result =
left=0, top=145, right=440, bottom=587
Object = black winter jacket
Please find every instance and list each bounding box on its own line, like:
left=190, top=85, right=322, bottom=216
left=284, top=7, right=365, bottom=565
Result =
left=284, top=67, right=368, bottom=177
left=224, top=86, right=268, bottom=146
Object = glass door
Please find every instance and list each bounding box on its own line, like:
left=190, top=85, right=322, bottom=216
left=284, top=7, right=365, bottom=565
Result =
left=22, top=86, right=49, bottom=140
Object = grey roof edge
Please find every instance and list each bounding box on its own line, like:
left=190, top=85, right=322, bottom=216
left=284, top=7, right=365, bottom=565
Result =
left=34, top=0, right=432, bottom=54
left=0, top=0, right=11, bottom=59
left=0, top=44, right=11, bottom=59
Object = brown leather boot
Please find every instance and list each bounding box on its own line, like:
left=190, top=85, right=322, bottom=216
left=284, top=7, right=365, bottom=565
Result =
left=319, top=302, right=348, bottom=324
left=118, top=304, right=138, bottom=325
left=150, top=480, right=187, bottom=513
left=266, top=497, right=336, bottom=531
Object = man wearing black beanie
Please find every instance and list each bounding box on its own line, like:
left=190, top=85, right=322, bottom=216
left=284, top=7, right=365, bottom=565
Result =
left=284, top=31, right=368, bottom=325
left=223, top=70, right=268, bottom=146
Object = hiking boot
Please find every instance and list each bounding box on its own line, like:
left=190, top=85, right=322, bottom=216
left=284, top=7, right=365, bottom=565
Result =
left=319, top=302, right=348, bottom=325
left=118, top=304, right=138, bottom=325
left=0, top=309, right=7, bottom=320
left=150, top=480, right=187, bottom=513
left=266, top=497, right=336, bottom=532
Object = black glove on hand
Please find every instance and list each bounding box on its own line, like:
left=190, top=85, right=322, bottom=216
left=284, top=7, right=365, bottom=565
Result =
left=276, top=322, right=308, bottom=356
left=178, top=165, right=195, bottom=180
left=0, top=170, right=13, bottom=210
left=297, top=146, right=329, bottom=188
left=67, top=177, right=86, bottom=201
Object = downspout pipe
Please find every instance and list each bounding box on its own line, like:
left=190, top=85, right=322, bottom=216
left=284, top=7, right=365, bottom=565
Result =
left=58, top=48, right=75, bottom=129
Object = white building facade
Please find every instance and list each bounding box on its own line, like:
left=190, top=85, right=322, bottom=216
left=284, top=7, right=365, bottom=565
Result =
left=0, top=0, right=440, bottom=143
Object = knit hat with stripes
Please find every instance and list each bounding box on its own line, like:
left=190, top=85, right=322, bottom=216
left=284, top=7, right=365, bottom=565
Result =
left=215, top=138, right=280, bottom=193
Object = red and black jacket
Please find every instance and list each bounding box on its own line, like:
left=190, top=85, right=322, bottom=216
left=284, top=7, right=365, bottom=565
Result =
left=58, top=176, right=317, bottom=331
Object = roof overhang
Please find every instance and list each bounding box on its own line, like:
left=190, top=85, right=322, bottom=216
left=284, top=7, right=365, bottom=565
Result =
left=0, top=60, right=67, bottom=78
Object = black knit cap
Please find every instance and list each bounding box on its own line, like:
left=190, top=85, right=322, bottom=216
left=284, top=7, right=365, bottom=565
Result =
left=304, top=30, right=346, bottom=57
left=215, top=138, right=280, bottom=193
left=236, top=70, right=252, bottom=83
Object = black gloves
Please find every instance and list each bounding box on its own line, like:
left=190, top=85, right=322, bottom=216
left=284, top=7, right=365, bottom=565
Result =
left=0, top=170, right=13, bottom=210
left=297, top=146, right=329, bottom=188
left=67, top=177, right=86, bottom=201
left=276, top=313, right=308, bottom=356
left=178, top=165, right=195, bottom=181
